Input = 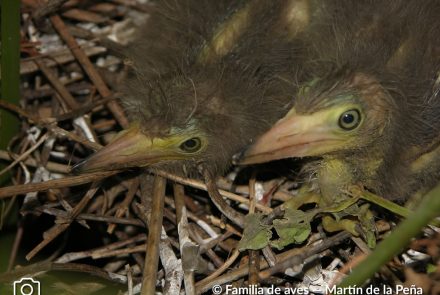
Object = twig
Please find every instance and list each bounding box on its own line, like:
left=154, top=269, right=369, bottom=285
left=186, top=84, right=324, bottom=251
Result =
left=8, top=222, right=24, bottom=271
left=154, top=169, right=272, bottom=213
left=91, top=244, right=146, bottom=259
left=141, top=176, right=166, bottom=294
left=203, top=169, right=245, bottom=228
left=0, top=133, right=49, bottom=177
left=159, top=227, right=184, bottom=294
left=34, top=58, right=80, bottom=109
left=107, top=177, right=139, bottom=234
left=248, top=174, right=260, bottom=286
left=261, top=247, right=277, bottom=267
left=217, top=177, right=291, bottom=202
left=50, top=14, right=129, bottom=128
left=126, top=264, right=134, bottom=295
left=0, top=100, right=102, bottom=150
left=195, top=249, right=240, bottom=290
left=56, top=234, right=146, bottom=263
left=174, top=183, right=197, bottom=295
left=190, top=227, right=224, bottom=269
left=195, top=232, right=351, bottom=294
left=40, top=208, right=145, bottom=227
left=53, top=94, right=118, bottom=122
left=32, top=0, right=69, bottom=21
left=258, top=232, right=350, bottom=280
left=0, top=171, right=117, bottom=199
left=26, top=181, right=101, bottom=260
left=20, top=46, right=107, bottom=76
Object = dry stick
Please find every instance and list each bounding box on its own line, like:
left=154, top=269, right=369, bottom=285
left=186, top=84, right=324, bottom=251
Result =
left=155, top=169, right=272, bottom=213
left=107, top=177, right=140, bottom=234
left=189, top=226, right=225, bottom=269
left=0, top=99, right=39, bottom=122
left=164, top=194, right=242, bottom=239
left=49, top=14, right=129, bottom=128
left=54, top=94, right=118, bottom=122
left=34, top=59, right=80, bottom=109
left=217, top=178, right=291, bottom=202
left=51, top=125, right=102, bottom=150
left=258, top=232, right=351, bottom=280
left=206, top=215, right=242, bottom=237
left=62, top=8, right=109, bottom=24
left=195, top=249, right=241, bottom=291
left=261, top=246, right=277, bottom=268
left=93, top=238, right=145, bottom=261
left=174, top=183, right=196, bottom=295
left=32, top=0, right=69, bottom=21
left=141, top=176, right=166, bottom=295
left=126, top=264, right=134, bottom=295
left=0, top=99, right=102, bottom=150
left=56, top=234, right=146, bottom=263
left=0, top=133, right=49, bottom=177
left=159, top=228, right=184, bottom=295
left=90, top=244, right=146, bottom=259
left=26, top=181, right=101, bottom=260
left=195, top=232, right=351, bottom=294
left=247, top=175, right=260, bottom=286
left=203, top=170, right=245, bottom=228
left=198, top=231, right=234, bottom=255
left=8, top=224, right=24, bottom=271
left=34, top=53, right=101, bottom=149
left=40, top=208, right=145, bottom=227
left=21, top=46, right=106, bottom=76
left=0, top=171, right=116, bottom=199
left=164, top=195, right=237, bottom=255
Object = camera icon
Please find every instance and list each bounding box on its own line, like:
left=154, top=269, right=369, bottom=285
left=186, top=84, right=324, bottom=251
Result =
left=13, top=277, right=41, bottom=295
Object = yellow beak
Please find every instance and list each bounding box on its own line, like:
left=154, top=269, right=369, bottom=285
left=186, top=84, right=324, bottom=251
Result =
left=237, top=109, right=345, bottom=164
left=72, top=124, right=187, bottom=173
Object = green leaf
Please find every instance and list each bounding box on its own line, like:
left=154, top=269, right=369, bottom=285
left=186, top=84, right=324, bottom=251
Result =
left=271, top=208, right=313, bottom=250
left=238, top=213, right=272, bottom=251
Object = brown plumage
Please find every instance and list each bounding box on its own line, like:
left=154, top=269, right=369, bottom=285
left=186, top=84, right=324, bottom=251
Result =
left=72, top=0, right=312, bottom=177
left=239, top=0, right=440, bottom=202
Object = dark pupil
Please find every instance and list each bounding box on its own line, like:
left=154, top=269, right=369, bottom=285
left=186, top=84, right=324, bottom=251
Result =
left=184, top=139, right=197, bottom=148
left=342, top=113, right=354, bottom=124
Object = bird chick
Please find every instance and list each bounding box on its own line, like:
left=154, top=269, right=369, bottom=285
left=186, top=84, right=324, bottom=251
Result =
left=75, top=62, right=296, bottom=176
left=72, top=0, right=311, bottom=177
left=239, top=0, right=440, bottom=203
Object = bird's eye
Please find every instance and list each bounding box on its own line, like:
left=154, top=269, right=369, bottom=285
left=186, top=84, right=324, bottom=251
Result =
left=338, top=109, right=361, bottom=131
left=179, top=137, right=202, bottom=153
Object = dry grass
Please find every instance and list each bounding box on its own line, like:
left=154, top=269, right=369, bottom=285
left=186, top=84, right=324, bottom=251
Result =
left=0, top=1, right=438, bottom=294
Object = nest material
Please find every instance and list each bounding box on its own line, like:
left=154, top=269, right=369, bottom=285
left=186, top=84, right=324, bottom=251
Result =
left=0, top=1, right=439, bottom=294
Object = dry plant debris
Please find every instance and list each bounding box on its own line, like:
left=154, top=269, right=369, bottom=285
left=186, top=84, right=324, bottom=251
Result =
left=0, top=1, right=439, bottom=294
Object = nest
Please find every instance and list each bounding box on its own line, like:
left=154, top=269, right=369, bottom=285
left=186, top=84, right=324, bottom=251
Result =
left=0, top=1, right=439, bottom=294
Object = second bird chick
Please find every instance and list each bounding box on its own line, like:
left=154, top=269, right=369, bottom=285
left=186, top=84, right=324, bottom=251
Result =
left=239, top=0, right=440, bottom=203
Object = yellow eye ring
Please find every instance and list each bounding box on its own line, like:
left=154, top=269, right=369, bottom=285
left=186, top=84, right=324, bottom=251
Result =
left=338, top=109, right=361, bottom=131
left=179, top=137, right=202, bottom=153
